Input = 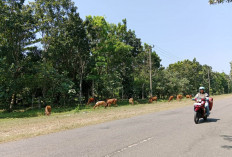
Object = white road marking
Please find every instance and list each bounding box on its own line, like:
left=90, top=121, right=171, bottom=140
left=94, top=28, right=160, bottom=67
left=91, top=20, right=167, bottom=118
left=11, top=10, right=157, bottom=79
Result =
left=104, top=137, right=154, bottom=157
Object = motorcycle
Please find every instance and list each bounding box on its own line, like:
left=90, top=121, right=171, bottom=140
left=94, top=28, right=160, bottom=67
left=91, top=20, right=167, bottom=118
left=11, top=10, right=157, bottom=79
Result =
left=193, top=97, right=213, bottom=124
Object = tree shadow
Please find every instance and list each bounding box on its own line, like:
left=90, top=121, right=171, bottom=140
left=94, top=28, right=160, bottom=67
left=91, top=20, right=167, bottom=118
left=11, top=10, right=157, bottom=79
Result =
left=221, top=135, right=232, bottom=150
left=0, top=106, right=76, bottom=119
left=221, top=135, right=232, bottom=142
left=221, top=145, right=232, bottom=150
left=0, top=109, right=42, bottom=119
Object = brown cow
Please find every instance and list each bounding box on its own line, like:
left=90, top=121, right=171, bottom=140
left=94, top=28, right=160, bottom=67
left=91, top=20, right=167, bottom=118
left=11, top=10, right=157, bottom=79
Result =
left=87, top=98, right=95, bottom=106
left=93, top=101, right=107, bottom=109
left=168, top=96, right=174, bottom=102
left=186, top=95, right=192, bottom=99
left=149, top=96, right=158, bottom=103
left=106, top=99, right=117, bottom=107
left=177, top=95, right=183, bottom=101
left=129, top=98, right=134, bottom=105
left=45, top=105, right=52, bottom=116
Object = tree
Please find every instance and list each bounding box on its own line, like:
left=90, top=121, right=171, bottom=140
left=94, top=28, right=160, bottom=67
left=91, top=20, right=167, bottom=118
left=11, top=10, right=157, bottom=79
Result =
left=85, top=16, right=143, bottom=99
left=1, top=0, right=231, bottom=111
left=0, top=0, right=37, bottom=110
left=32, top=0, right=90, bottom=105
left=209, top=0, right=232, bottom=4
left=84, top=16, right=112, bottom=99
left=167, top=59, right=202, bottom=95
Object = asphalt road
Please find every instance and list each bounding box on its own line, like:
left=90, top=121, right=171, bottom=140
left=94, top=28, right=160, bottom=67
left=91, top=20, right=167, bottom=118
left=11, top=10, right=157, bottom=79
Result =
left=1, top=97, right=232, bottom=157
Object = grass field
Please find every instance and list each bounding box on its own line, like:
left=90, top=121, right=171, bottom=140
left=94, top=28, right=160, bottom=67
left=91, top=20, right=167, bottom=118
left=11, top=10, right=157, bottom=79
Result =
left=1, top=94, right=231, bottom=144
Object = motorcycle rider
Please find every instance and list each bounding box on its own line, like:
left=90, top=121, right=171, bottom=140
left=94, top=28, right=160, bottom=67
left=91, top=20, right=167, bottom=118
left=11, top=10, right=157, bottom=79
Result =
left=194, top=87, right=210, bottom=116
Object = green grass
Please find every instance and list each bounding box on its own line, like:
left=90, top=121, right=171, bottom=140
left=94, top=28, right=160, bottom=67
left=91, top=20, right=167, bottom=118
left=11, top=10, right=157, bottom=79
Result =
left=0, top=106, right=77, bottom=119
left=0, top=99, right=144, bottom=119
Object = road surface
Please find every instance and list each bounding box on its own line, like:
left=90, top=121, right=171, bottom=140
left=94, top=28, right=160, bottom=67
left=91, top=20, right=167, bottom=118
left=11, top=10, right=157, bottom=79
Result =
left=1, top=97, right=232, bottom=157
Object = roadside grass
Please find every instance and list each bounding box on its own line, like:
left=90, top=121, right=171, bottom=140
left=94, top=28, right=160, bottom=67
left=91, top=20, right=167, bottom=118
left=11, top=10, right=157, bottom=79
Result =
left=0, top=94, right=231, bottom=144
left=0, top=99, right=151, bottom=119
left=0, top=106, right=77, bottom=119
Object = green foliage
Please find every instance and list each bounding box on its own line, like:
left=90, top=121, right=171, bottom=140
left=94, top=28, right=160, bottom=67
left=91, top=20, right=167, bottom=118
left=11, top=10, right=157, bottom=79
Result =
left=209, top=0, right=232, bottom=4
left=0, top=0, right=231, bottom=112
left=164, top=59, right=230, bottom=96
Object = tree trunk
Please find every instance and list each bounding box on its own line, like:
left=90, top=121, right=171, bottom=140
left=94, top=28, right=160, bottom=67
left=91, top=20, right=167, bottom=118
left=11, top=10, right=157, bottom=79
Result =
left=79, top=74, right=83, bottom=105
left=121, top=87, right=124, bottom=99
left=64, top=95, right=66, bottom=106
left=38, top=97, right=41, bottom=109
left=41, top=86, right=47, bottom=109
left=78, top=58, right=86, bottom=106
left=10, top=94, right=15, bottom=111
left=142, top=83, right=145, bottom=99
left=92, top=80, right=95, bottom=97
left=32, top=93, right=35, bottom=108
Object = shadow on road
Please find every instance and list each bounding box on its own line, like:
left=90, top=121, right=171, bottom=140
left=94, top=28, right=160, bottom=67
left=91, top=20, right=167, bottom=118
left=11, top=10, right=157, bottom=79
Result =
left=221, top=135, right=232, bottom=150
left=199, top=118, right=220, bottom=124
left=221, top=135, right=232, bottom=142
left=221, top=145, right=232, bottom=149
left=205, top=118, right=220, bottom=123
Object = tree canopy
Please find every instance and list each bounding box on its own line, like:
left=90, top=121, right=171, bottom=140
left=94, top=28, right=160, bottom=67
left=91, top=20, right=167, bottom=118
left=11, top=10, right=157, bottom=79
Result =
left=209, top=0, right=232, bottom=4
left=0, top=0, right=231, bottom=111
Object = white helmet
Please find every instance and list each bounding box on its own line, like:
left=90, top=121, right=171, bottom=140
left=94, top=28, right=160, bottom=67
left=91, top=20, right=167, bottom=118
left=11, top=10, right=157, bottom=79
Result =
left=199, top=87, right=205, bottom=92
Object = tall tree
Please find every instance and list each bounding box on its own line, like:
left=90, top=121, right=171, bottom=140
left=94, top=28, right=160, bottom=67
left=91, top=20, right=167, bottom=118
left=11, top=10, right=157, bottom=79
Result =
left=32, top=0, right=90, bottom=104
left=0, top=0, right=37, bottom=110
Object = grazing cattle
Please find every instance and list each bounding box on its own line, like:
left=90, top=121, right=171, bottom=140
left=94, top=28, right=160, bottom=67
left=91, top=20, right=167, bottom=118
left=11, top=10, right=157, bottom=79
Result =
left=87, top=98, right=95, bottom=106
left=93, top=101, right=107, bottom=109
left=45, top=105, right=52, bottom=116
left=177, top=95, right=183, bottom=101
left=168, top=96, right=174, bottom=102
left=129, top=98, right=134, bottom=105
left=106, top=99, right=117, bottom=107
left=186, top=95, right=192, bottom=99
left=149, top=96, right=158, bottom=103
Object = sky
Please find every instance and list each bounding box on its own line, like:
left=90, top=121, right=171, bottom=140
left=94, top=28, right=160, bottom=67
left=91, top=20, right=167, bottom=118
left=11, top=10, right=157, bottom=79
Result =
left=73, top=0, right=232, bottom=74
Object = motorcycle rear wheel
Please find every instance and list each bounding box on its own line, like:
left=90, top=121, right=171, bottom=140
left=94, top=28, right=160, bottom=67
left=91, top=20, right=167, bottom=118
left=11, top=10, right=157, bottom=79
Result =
left=194, top=112, right=200, bottom=124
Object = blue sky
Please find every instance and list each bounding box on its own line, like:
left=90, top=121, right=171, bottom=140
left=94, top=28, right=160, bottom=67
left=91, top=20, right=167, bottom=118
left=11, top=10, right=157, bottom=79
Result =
left=73, top=0, right=232, bottom=74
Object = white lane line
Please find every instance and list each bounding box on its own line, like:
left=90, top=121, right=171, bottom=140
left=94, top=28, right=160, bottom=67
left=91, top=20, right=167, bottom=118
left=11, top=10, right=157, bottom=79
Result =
left=104, top=137, right=154, bottom=157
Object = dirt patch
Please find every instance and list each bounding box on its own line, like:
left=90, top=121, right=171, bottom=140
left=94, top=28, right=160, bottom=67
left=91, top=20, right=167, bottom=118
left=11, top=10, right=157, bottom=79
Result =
left=1, top=94, right=231, bottom=143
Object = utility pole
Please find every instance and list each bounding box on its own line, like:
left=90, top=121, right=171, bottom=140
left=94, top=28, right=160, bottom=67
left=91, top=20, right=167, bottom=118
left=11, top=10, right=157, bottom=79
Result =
left=149, top=45, right=154, bottom=97
left=228, top=80, right=230, bottom=94
left=229, top=62, right=232, bottom=94
left=208, top=69, right=211, bottom=95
